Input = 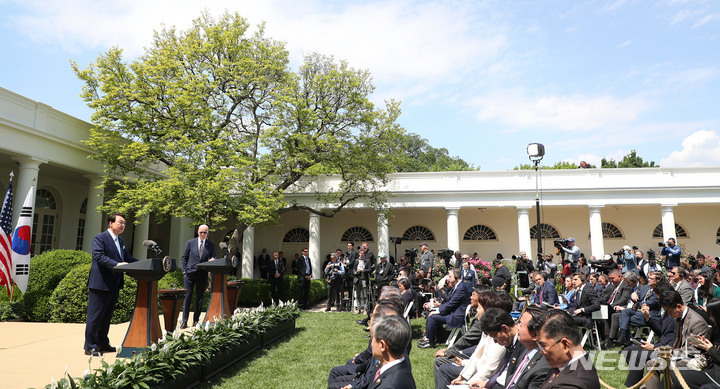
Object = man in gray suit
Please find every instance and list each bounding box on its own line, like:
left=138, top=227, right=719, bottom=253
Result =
left=180, top=224, right=216, bottom=328
left=669, top=267, right=696, bottom=306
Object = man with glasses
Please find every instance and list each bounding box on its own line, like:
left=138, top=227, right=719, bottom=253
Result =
left=536, top=310, right=600, bottom=389
left=532, top=272, right=558, bottom=307
left=297, top=247, right=313, bottom=309
left=661, top=237, right=681, bottom=270
left=607, top=271, right=660, bottom=348
left=568, top=273, right=600, bottom=329
left=669, top=267, right=695, bottom=306
left=181, top=224, right=216, bottom=329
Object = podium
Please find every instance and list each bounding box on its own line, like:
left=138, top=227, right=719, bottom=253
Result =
left=198, top=257, right=237, bottom=323
left=158, top=288, right=187, bottom=332
left=113, top=257, right=176, bottom=357
left=226, top=280, right=245, bottom=311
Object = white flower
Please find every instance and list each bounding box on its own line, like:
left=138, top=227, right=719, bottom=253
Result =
left=163, top=343, right=170, bottom=354
left=151, top=343, right=157, bottom=352
left=162, top=329, right=167, bottom=337
left=83, top=369, right=91, bottom=378
left=115, top=345, right=122, bottom=354
left=232, top=322, right=239, bottom=330
left=204, top=321, right=210, bottom=332
left=50, top=377, right=56, bottom=389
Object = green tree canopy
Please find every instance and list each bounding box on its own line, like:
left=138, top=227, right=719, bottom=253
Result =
left=601, top=150, right=658, bottom=168
left=514, top=161, right=595, bottom=170
left=394, top=133, right=477, bottom=172
left=73, top=11, right=405, bottom=231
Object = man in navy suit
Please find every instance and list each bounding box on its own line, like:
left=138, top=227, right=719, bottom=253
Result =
left=84, top=213, right=138, bottom=356
left=296, top=247, right=312, bottom=309
left=532, top=272, right=559, bottom=307
left=369, top=315, right=416, bottom=389
left=180, top=224, right=216, bottom=328
left=419, top=268, right=470, bottom=348
left=268, top=251, right=286, bottom=305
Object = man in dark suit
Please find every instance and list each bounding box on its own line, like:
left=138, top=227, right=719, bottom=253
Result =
left=532, top=272, right=559, bottom=307
left=507, top=306, right=552, bottom=389
left=610, top=271, right=660, bottom=347
left=537, top=310, right=600, bottom=389
left=419, top=268, right=470, bottom=348
left=180, top=224, right=216, bottom=329
left=296, top=247, right=312, bottom=309
left=84, top=213, right=138, bottom=356
left=492, top=259, right=512, bottom=293
left=268, top=251, right=286, bottom=305
left=474, top=307, right=526, bottom=389
left=369, top=315, right=416, bottom=389
left=257, top=248, right=271, bottom=280
left=567, top=273, right=600, bottom=329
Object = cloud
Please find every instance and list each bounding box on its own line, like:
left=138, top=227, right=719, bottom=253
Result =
left=662, top=130, right=720, bottom=167
left=470, top=90, right=652, bottom=132
left=617, top=40, right=632, bottom=49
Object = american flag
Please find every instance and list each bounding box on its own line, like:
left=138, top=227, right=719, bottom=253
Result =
left=0, top=173, right=14, bottom=295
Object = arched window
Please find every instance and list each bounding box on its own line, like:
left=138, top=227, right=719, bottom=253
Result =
left=402, top=225, right=435, bottom=241
left=530, top=224, right=560, bottom=239
left=31, top=188, right=58, bottom=254
left=652, top=223, right=688, bottom=238
left=283, top=227, right=310, bottom=242
left=341, top=227, right=373, bottom=242
left=588, top=222, right=624, bottom=239
left=76, top=198, right=87, bottom=250
left=463, top=225, right=498, bottom=241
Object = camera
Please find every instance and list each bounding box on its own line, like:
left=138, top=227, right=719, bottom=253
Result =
left=646, top=250, right=656, bottom=261
left=687, top=255, right=698, bottom=268
left=612, top=250, right=624, bottom=256
left=553, top=239, right=569, bottom=249
left=325, top=262, right=342, bottom=281
left=658, top=242, right=665, bottom=247
left=437, top=248, right=454, bottom=259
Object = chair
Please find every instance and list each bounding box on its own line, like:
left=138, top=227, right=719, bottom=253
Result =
left=403, top=302, right=413, bottom=323
left=582, top=305, right=608, bottom=350
left=445, top=305, right=473, bottom=347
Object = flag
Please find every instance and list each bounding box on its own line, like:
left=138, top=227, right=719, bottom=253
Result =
left=0, top=174, right=14, bottom=295
left=12, top=185, right=33, bottom=293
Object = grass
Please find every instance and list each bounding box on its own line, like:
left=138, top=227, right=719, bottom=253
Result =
left=197, top=311, right=636, bottom=388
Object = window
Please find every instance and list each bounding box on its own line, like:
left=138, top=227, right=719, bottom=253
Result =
left=652, top=223, right=688, bottom=238
left=530, top=224, right=560, bottom=239
left=463, top=225, right=498, bottom=241
left=283, top=227, right=310, bottom=242
left=402, top=226, right=435, bottom=241
left=76, top=198, right=87, bottom=250
left=341, top=227, right=373, bottom=242
left=31, top=189, right=58, bottom=254
left=588, top=222, right=623, bottom=239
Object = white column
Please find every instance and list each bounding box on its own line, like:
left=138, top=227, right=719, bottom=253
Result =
left=588, top=205, right=605, bottom=259
left=82, top=175, right=104, bottom=253
left=308, top=212, right=321, bottom=279
left=661, top=204, right=677, bottom=242
left=242, top=226, right=255, bottom=278
left=446, top=207, right=460, bottom=252
left=377, top=213, right=389, bottom=262
left=11, top=157, right=45, bottom=225
left=517, top=206, right=532, bottom=257
left=132, top=215, right=150, bottom=260
left=169, top=217, right=192, bottom=265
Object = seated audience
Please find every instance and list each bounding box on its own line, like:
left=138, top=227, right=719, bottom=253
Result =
left=418, top=268, right=470, bottom=349
left=368, top=315, right=416, bottom=389
left=531, top=271, right=558, bottom=307
left=669, top=267, right=696, bottom=306
left=567, top=273, right=600, bottom=329
left=607, top=271, right=665, bottom=348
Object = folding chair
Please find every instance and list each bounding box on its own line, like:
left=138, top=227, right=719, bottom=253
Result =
left=582, top=304, right=607, bottom=350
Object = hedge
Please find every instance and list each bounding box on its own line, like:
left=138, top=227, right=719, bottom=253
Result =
left=236, top=276, right=327, bottom=306
left=22, top=250, right=92, bottom=321
left=49, top=263, right=138, bottom=324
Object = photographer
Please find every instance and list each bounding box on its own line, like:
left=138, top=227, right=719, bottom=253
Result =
left=491, top=259, right=512, bottom=293
left=660, top=237, right=681, bottom=270
left=555, top=237, right=580, bottom=270
left=515, top=251, right=534, bottom=289
left=637, top=250, right=660, bottom=278
left=324, top=252, right=345, bottom=311
left=353, top=249, right=373, bottom=314
left=419, top=242, right=434, bottom=276
left=374, top=253, right=395, bottom=289
left=619, top=245, right=637, bottom=273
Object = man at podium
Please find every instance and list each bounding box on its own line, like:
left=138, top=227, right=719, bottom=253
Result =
left=84, top=213, right=138, bottom=357
left=180, top=224, right=216, bottom=329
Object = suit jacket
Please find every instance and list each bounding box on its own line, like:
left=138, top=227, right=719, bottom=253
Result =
left=375, top=261, right=395, bottom=284
left=646, top=311, right=675, bottom=347
left=445, top=318, right=483, bottom=356
left=675, top=307, right=710, bottom=355
left=181, top=237, right=216, bottom=274
left=296, top=256, right=312, bottom=279
left=633, top=284, right=660, bottom=316
left=257, top=252, right=271, bottom=269
left=368, top=358, right=416, bottom=389
left=605, top=281, right=632, bottom=308
left=511, top=350, right=552, bottom=389
left=488, top=340, right=527, bottom=388
left=437, top=283, right=471, bottom=328
left=267, top=258, right=285, bottom=283
left=535, top=281, right=559, bottom=306
left=674, top=279, right=696, bottom=306
left=570, top=284, right=600, bottom=316
left=89, top=230, right=138, bottom=291
left=540, top=353, right=600, bottom=389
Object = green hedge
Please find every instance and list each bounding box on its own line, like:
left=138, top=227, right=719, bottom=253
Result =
left=22, top=250, right=92, bottom=321
left=236, top=276, right=327, bottom=306
left=48, top=263, right=138, bottom=324
left=0, top=301, right=26, bottom=321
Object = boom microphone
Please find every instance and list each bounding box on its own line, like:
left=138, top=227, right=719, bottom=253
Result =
left=143, top=239, right=163, bottom=256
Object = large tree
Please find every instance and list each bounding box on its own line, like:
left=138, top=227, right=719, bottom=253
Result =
left=394, top=133, right=477, bottom=172
left=73, top=11, right=404, bottom=235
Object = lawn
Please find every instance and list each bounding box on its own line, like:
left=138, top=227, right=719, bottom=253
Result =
left=197, top=311, right=630, bottom=388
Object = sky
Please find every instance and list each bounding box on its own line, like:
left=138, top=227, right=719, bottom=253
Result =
left=1, top=0, right=719, bottom=171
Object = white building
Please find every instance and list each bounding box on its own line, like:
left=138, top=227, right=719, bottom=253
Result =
left=3, top=86, right=720, bottom=280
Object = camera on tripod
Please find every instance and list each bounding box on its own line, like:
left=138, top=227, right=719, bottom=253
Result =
left=437, top=249, right=454, bottom=260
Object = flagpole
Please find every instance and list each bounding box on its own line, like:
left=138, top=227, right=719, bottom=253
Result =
left=9, top=283, right=14, bottom=302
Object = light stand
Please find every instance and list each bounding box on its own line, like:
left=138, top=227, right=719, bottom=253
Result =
left=527, top=143, right=545, bottom=261
left=389, top=237, right=402, bottom=265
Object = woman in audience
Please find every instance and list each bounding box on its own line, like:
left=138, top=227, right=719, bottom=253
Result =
left=397, top=277, right=415, bottom=318
left=695, top=271, right=720, bottom=309
left=557, top=275, right=575, bottom=310
left=577, top=256, right=591, bottom=278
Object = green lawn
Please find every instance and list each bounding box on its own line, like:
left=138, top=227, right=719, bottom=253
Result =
left=197, top=311, right=631, bottom=388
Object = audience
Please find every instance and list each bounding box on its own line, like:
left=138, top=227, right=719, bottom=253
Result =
left=418, top=268, right=470, bottom=349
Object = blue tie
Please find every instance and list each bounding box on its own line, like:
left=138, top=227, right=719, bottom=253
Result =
left=305, top=257, right=310, bottom=275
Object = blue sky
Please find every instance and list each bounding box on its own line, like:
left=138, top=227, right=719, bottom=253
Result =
left=1, top=0, right=719, bottom=170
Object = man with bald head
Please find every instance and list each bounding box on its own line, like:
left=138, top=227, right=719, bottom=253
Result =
left=181, top=224, right=216, bottom=329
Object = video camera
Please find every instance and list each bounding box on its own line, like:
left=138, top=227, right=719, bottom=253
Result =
left=404, top=247, right=418, bottom=266
left=437, top=248, right=454, bottom=260
left=325, top=262, right=343, bottom=282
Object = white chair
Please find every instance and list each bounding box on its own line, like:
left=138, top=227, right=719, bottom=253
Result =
left=403, top=302, right=413, bottom=323
left=582, top=305, right=608, bottom=350
left=446, top=304, right=473, bottom=347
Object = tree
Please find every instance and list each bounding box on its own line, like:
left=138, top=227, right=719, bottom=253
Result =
left=72, top=11, right=404, bottom=236
left=602, top=150, right=657, bottom=168
left=514, top=161, right=595, bottom=170
left=394, top=133, right=477, bottom=172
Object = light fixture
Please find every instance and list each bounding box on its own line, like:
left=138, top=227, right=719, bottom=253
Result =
left=527, top=143, right=545, bottom=160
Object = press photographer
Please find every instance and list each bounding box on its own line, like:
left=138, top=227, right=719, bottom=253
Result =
left=554, top=237, right=580, bottom=270
left=660, top=237, right=681, bottom=269
left=324, top=252, right=345, bottom=311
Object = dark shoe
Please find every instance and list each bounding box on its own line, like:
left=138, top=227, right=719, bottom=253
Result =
left=417, top=338, right=429, bottom=346
left=84, top=349, right=102, bottom=357
left=363, top=327, right=370, bottom=332
left=418, top=342, right=435, bottom=349
left=325, top=307, right=332, bottom=312
left=193, top=321, right=199, bottom=327
left=180, top=321, right=188, bottom=329
left=100, top=345, right=116, bottom=353
left=356, top=319, right=368, bottom=326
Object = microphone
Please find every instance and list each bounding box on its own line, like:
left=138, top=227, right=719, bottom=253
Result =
left=219, top=241, right=229, bottom=258
left=143, top=239, right=163, bottom=256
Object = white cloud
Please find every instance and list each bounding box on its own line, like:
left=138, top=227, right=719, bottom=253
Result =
left=662, top=130, right=720, bottom=167
left=470, top=90, right=652, bottom=132
left=617, top=40, right=632, bottom=48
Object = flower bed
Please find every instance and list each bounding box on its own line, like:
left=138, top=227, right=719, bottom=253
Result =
left=47, top=301, right=301, bottom=389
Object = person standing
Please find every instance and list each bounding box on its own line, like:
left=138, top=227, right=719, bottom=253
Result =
left=180, top=224, right=216, bottom=329
left=84, top=213, right=138, bottom=356
left=419, top=242, right=434, bottom=276
left=559, top=237, right=580, bottom=270
left=325, top=252, right=345, bottom=311
left=257, top=248, right=271, bottom=280
left=268, top=251, right=286, bottom=305
left=661, top=238, right=681, bottom=270
left=297, top=247, right=312, bottom=309
left=375, top=253, right=394, bottom=289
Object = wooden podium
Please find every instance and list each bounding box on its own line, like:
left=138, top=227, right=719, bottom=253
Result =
left=198, top=257, right=237, bottom=323
left=113, top=257, right=176, bottom=358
